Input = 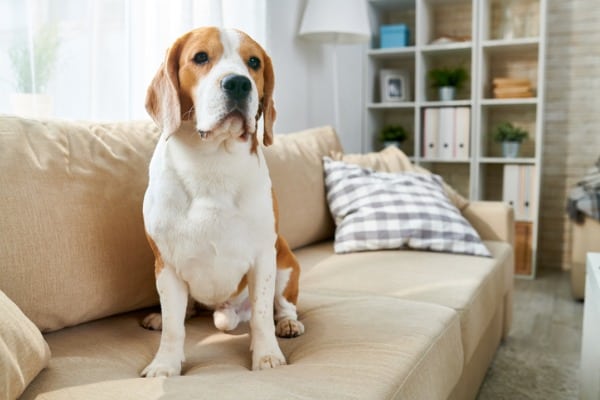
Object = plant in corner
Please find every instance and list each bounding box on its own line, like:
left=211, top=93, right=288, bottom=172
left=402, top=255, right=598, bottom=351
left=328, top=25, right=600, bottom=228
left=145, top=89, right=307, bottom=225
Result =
left=428, top=66, right=468, bottom=101
left=8, top=24, right=61, bottom=118
left=379, top=124, right=407, bottom=149
left=492, top=121, right=529, bottom=158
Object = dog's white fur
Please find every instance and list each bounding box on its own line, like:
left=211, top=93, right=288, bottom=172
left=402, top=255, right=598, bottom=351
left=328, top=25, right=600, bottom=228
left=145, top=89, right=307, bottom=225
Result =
left=141, top=27, right=303, bottom=378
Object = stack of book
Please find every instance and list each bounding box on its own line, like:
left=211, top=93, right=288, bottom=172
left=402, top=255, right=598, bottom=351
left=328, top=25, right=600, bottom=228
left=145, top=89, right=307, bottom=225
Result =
left=492, top=77, right=533, bottom=99
left=422, top=107, right=470, bottom=160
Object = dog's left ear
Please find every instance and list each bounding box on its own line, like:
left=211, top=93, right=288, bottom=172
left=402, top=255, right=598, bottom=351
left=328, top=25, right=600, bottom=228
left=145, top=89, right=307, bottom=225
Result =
left=261, top=53, right=276, bottom=146
left=145, top=38, right=184, bottom=138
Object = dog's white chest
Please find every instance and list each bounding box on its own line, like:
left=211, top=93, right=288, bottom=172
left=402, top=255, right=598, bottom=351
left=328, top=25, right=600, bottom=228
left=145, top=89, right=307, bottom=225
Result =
left=144, top=137, right=275, bottom=306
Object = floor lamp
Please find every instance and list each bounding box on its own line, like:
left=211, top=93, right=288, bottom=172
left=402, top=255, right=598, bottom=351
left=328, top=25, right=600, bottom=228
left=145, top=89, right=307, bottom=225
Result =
left=298, top=0, right=371, bottom=142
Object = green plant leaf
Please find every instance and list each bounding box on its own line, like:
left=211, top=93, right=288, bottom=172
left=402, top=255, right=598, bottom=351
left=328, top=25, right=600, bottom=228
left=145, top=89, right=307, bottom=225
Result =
left=379, top=124, right=408, bottom=142
left=428, top=66, right=469, bottom=89
left=492, top=122, right=529, bottom=142
left=9, top=24, right=61, bottom=93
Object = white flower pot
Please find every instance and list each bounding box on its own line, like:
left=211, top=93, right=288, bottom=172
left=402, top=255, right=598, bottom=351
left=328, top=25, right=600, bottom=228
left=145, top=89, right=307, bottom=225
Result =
left=502, top=141, right=520, bottom=158
left=383, top=141, right=402, bottom=149
left=10, top=93, right=53, bottom=118
left=439, top=86, right=456, bottom=101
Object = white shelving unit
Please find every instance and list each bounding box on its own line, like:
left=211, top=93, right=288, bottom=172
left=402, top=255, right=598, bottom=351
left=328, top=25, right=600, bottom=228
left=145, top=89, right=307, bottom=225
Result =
left=364, top=0, right=546, bottom=278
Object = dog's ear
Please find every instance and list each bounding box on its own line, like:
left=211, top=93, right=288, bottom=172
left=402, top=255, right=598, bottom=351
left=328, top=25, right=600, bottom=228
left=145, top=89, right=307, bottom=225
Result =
left=261, top=53, right=276, bottom=146
left=145, top=40, right=183, bottom=138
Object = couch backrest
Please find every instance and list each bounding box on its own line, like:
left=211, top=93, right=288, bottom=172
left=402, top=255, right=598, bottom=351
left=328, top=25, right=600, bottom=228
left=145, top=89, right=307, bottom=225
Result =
left=0, top=118, right=341, bottom=331
left=263, top=126, right=342, bottom=249
left=0, top=117, right=160, bottom=332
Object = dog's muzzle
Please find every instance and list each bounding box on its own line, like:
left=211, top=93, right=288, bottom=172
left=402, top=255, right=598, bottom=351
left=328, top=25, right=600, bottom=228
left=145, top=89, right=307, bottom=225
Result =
left=222, top=74, right=252, bottom=103
left=196, top=75, right=253, bottom=140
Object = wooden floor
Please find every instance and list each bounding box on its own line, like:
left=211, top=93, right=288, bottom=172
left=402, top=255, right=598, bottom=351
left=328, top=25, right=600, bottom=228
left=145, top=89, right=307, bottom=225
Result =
left=477, top=270, right=584, bottom=399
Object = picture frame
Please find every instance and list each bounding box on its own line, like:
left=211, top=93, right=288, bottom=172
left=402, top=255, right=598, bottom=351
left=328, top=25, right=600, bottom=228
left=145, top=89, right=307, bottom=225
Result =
left=379, top=69, right=411, bottom=102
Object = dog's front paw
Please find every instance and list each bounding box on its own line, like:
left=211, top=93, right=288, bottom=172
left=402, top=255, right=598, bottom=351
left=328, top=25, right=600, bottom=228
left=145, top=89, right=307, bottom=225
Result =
left=276, top=318, right=305, bottom=338
left=252, top=350, right=286, bottom=371
left=141, top=313, right=163, bottom=330
left=141, top=357, right=182, bottom=378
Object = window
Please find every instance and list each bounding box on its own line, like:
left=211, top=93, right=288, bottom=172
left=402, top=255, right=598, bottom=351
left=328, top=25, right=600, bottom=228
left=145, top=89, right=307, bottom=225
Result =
left=0, top=0, right=266, bottom=120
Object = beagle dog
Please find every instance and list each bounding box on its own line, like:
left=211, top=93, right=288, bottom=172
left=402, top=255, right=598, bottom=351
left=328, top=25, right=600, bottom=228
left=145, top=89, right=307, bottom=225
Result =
left=140, top=27, right=304, bottom=378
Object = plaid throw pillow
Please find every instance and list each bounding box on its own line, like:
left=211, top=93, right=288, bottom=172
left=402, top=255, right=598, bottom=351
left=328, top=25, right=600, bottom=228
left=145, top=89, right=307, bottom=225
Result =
left=323, top=157, right=491, bottom=257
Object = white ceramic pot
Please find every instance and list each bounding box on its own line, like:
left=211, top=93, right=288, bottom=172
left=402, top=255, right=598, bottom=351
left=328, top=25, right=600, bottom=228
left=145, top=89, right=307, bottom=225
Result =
left=439, top=86, right=456, bottom=101
left=383, top=141, right=401, bottom=149
left=502, top=141, right=520, bottom=158
left=10, top=93, right=53, bottom=118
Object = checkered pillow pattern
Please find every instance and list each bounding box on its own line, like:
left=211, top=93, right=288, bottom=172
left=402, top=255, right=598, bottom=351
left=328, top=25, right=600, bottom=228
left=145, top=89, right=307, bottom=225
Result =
left=323, top=157, right=491, bottom=257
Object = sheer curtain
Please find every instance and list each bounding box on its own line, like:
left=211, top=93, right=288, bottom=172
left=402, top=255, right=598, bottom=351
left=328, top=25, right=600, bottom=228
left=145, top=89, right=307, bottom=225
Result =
left=0, top=0, right=266, bottom=121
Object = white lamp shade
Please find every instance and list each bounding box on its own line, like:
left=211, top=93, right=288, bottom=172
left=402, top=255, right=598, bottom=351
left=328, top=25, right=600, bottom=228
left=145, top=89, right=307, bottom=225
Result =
left=299, top=0, right=371, bottom=44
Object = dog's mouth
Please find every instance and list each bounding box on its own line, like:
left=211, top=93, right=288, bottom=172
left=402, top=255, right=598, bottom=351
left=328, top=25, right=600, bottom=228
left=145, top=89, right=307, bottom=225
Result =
left=197, top=111, right=252, bottom=142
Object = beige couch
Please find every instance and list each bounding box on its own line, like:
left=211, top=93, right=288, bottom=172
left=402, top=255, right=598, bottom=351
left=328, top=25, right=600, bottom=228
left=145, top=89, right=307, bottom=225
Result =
left=0, top=117, right=514, bottom=400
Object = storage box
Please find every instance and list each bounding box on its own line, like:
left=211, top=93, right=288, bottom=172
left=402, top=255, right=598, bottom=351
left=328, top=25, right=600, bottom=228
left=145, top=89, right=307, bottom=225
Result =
left=380, top=24, right=409, bottom=48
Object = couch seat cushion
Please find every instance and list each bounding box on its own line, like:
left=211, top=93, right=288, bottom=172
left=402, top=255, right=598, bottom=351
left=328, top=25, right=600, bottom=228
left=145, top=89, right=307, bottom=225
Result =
left=22, top=294, right=463, bottom=400
left=298, top=241, right=512, bottom=364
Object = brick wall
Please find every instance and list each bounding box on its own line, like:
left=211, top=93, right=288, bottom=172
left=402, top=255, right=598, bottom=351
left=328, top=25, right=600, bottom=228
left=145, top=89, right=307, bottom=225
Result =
left=539, top=0, right=600, bottom=270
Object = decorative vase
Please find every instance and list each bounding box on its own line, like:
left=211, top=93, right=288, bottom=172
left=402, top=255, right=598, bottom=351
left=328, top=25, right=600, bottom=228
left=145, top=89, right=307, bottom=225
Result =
left=502, top=141, right=520, bottom=158
left=439, top=86, right=456, bottom=101
left=383, top=141, right=401, bottom=149
left=10, top=93, right=53, bottom=118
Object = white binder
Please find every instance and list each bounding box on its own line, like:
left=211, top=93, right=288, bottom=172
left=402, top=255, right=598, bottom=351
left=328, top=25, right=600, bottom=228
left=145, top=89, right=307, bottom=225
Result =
left=454, top=107, right=470, bottom=159
left=521, top=166, right=536, bottom=221
left=423, top=108, right=439, bottom=158
left=503, top=165, right=520, bottom=219
left=438, top=107, right=455, bottom=160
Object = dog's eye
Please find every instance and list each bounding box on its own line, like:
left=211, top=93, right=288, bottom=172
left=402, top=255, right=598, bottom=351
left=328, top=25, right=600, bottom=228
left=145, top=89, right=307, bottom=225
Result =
left=248, top=56, right=261, bottom=71
left=193, top=52, right=209, bottom=65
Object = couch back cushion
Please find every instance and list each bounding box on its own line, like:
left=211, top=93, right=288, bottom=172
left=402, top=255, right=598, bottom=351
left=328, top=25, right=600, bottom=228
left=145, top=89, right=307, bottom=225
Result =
left=264, top=126, right=342, bottom=249
left=0, top=117, right=160, bottom=332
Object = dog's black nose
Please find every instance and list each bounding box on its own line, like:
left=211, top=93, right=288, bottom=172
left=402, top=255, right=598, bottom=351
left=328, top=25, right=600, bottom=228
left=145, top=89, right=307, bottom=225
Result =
left=221, top=75, right=252, bottom=101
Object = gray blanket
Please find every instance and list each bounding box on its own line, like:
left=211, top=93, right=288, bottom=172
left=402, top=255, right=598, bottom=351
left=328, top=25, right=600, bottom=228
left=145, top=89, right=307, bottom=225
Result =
left=567, top=157, right=600, bottom=223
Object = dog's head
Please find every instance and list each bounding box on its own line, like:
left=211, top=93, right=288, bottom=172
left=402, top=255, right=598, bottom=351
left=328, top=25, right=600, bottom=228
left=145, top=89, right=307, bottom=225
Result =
left=146, top=27, right=276, bottom=147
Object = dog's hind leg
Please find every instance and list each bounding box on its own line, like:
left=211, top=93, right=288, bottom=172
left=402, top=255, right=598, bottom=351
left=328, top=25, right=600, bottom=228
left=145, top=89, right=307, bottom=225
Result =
left=274, top=235, right=305, bottom=338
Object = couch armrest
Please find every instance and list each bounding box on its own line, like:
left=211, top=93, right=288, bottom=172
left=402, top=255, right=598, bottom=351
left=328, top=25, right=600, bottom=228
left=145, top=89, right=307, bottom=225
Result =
left=462, top=201, right=514, bottom=246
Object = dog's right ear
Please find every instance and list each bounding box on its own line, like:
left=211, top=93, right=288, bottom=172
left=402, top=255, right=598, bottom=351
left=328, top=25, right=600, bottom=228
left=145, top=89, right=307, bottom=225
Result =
left=145, top=41, right=183, bottom=138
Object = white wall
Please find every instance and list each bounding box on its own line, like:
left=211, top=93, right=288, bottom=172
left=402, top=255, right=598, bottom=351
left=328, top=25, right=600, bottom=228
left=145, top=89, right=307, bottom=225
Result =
left=266, top=0, right=366, bottom=153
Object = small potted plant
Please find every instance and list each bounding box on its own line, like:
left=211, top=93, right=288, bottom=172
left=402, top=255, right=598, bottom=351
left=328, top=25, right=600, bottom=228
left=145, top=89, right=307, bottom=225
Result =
left=492, top=121, right=529, bottom=158
left=428, top=66, right=469, bottom=101
left=9, top=24, right=61, bottom=118
left=379, top=124, right=407, bottom=149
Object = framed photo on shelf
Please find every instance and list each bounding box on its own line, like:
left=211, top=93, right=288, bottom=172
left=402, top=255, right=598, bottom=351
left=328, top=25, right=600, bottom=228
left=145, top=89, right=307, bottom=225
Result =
left=379, top=69, right=410, bottom=102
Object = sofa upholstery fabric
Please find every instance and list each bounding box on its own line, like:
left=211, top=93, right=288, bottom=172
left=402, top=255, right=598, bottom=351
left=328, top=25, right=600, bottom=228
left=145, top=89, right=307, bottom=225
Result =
left=0, top=290, right=51, bottom=400
left=0, top=117, right=160, bottom=332
left=0, top=117, right=514, bottom=400
left=299, top=241, right=512, bottom=364
left=263, top=126, right=342, bottom=249
left=22, top=294, right=463, bottom=400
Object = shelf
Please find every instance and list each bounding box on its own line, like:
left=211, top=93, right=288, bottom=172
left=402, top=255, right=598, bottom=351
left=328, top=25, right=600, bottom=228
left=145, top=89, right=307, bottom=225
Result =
left=479, top=157, right=536, bottom=165
left=369, top=0, right=415, bottom=12
left=368, top=47, right=416, bottom=60
left=365, top=0, right=546, bottom=278
left=368, top=102, right=415, bottom=109
left=421, top=100, right=472, bottom=108
left=482, top=37, right=539, bottom=54
left=419, top=158, right=471, bottom=164
left=481, top=98, right=538, bottom=106
left=421, top=41, right=472, bottom=55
